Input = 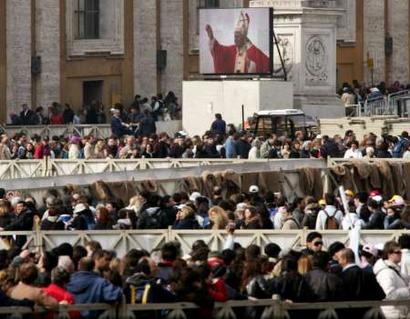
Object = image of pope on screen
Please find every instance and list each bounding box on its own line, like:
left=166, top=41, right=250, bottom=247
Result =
left=200, top=8, right=272, bottom=75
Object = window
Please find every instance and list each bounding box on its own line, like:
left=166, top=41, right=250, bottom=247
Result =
left=75, top=0, right=99, bottom=39
left=199, top=0, right=220, bottom=8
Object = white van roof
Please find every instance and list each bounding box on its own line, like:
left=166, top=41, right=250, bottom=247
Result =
left=256, top=109, right=305, bottom=116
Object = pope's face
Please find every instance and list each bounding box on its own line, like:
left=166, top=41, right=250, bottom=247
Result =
left=234, top=31, right=245, bottom=48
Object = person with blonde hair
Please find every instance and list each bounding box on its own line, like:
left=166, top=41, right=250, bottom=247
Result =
left=208, top=206, right=229, bottom=230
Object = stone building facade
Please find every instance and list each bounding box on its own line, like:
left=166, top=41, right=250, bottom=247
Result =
left=0, top=0, right=409, bottom=124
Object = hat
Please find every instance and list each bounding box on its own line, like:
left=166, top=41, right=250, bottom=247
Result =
left=57, top=256, right=74, bottom=273
left=389, top=195, right=405, bottom=206
left=369, top=190, right=381, bottom=197
left=370, top=87, right=380, bottom=93
left=189, top=192, right=201, bottom=202
left=69, top=135, right=81, bottom=144
left=344, top=189, right=354, bottom=197
left=318, top=199, right=326, bottom=206
left=362, top=244, right=378, bottom=257
left=249, top=185, right=259, bottom=194
left=372, top=195, right=383, bottom=203
left=236, top=203, right=247, bottom=211
left=208, top=256, right=224, bottom=268
left=315, top=134, right=322, bottom=139
left=73, top=203, right=88, bottom=214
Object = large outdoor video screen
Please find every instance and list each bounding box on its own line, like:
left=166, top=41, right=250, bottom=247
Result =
left=199, top=8, right=273, bottom=76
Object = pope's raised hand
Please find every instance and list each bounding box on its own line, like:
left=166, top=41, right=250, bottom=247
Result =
left=205, top=24, right=214, bottom=40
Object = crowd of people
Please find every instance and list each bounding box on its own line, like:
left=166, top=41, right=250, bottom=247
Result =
left=338, top=80, right=409, bottom=107
left=1, top=221, right=410, bottom=318
left=2, top=110, right=410, bottom=160
left=9, top=92, right=181, bottom=127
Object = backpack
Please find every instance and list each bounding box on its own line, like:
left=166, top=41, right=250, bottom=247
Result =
left=142, top=208, right=167, bottom=229
left=393, top=138, right=410, bottom=158
left=323, top=209, right=339, bottom=230
left=129, top=282, right=154, bottom=304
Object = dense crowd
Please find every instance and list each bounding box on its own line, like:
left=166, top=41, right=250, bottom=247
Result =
left=2, top=225, right=410, bottom=319
left=338, top=80, right=409, bottom=106
left=9, top=92, right=181, bottom=126
left=0, top=180, right=409, bottom=236
left=2, top=110, right=410, bottom=160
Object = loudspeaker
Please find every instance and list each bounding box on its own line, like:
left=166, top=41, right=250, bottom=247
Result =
left=385, top=36, right=393, bottom=56
left=157, top=50, right=167, bottom=71
left=31, top=56, right=42, bottom=75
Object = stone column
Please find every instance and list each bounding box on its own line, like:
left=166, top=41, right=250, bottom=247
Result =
left=160, top=0, right=184, bottom=99
left=388, top=0, right=409, bottom=85
left=251, top=0, right=344, bottom=119
left=133, top=0, right=158, bottom=98
left=6, top=0, right=32, bottom=120
left=35, top=0, right=61, bottom=108
left=363, top=0, right=385, bottom=86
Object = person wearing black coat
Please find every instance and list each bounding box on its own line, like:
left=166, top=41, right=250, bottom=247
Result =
left=270, top=256, right=313, bottom=319
left=41, top=218, right=65, bottom=231
left=338, top=248, right=385, bottom=318
left=304, top=251, right=344, bottom=301
left=364, top=200, right=385, bottom=230
left=1, top=201, right=34, bottom=248
left=153, top=135, right=169, bottom=158
left=19, top=104, right=36, bottom=125
left=235, top=135, right=251, bottom=159
left=0, top=287, right=34, bottom=308
left=0, top=211, right=13, bottom=229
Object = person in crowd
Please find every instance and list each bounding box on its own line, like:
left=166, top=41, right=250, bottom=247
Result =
left=10, top=263, right=59, bottom=309
left=43, top=267, right=79, bottom=319
left=174, top=205, right=200, bottom=229
left=210, top=113, right=226, bottom=136
left=304, top=251, right=344, bottom=301
left=315, top=193, right=343, bottom=230
left=374, top=241, right=410, bottom=319
left=301, top=232, right=323, bottom=256
left=67, top=257, right=122, bottom=318
left=344, top=141, right=363, bottom=159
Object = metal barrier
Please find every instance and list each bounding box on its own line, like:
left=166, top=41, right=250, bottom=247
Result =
left=0, top=158, right=325, bottom=180
left=387, top=89, right=410, bottom=114
left=3, top=228, right=409, bottom=257
left=345, top=104, right=361, bottom=117
left=2, top=299, right=410, bottom=319
left=363, top=97, right=388, bottom=116
left=0, top=121, right=182, bottom=139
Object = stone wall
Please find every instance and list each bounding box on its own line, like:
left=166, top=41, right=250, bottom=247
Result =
left=133, top=0, right=158, bottom=98
left=388, top=0, right=409, bottom=84
left=363, top=0, right=385, bottom=85
left=35, top=0, right=61, bottom=107
left=6, top=1, right=32, bottom=118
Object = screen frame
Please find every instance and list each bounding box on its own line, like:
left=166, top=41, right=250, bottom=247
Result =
left=199, top=7, right=274, bottom=77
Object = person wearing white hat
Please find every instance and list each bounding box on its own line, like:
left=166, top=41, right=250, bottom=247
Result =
left=205, top=11, right=270, bottom=74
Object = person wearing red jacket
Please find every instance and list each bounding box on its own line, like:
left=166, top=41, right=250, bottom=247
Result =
left=43, top=267, right=80, bottom=319
left=207, top=257, right=228, bottom=302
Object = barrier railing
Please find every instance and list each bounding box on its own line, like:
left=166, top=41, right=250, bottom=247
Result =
left=363, top=96, right=387, bottom=116
left=0, top=121, right=182, bottom=139
left=387, top=89, right=410, bottom=114
left=2, top=228, right=408, bottom=257
left=0, top=158, right=326, bottom=185
left=2, top=299, right=410, bottom=319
